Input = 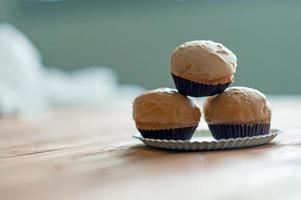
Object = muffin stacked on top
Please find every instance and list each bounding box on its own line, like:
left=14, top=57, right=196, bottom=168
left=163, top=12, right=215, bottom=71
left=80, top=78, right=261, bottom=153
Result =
left=171, top=40, right=237, bottom=97
left=133, top=40, right=272, bottom=140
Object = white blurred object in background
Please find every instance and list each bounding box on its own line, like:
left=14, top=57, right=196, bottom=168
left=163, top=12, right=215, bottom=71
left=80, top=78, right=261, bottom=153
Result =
left=0, top=23, right=144, bottom=116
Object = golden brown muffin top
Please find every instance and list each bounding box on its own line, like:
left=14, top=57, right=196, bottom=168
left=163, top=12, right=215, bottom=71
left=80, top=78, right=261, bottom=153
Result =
left=133, top=88, right=201, bottom=129
left=203, top=87, right=271, bottom=124
left=170, top=40, right=237, bottom=85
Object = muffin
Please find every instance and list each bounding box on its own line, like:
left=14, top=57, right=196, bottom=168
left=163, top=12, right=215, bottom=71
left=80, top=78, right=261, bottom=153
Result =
left=203, top=87, right=272, bottom=140
left=133, top=88, right=201, bottom=140
left=170, top=40, right=237, bottom=97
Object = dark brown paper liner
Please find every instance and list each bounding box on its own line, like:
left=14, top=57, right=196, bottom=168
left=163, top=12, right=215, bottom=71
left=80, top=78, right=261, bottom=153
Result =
left=171, top=74, right=231, bottom=97
left=208, top=123, right=271, bottom=140
left=138, top=126, right=197, bottom=140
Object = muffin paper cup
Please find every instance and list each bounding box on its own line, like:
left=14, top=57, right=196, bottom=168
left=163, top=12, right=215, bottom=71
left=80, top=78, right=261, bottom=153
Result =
left=208, top=123, right=271, bottom=140
left=171, top=74, right=231, bottom=97
left=138, top=126, right=197, bottom=140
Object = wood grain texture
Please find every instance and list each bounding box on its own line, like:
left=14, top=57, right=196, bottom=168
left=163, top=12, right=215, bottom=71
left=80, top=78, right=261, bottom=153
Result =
left=1, top=97, right=301, bottom=200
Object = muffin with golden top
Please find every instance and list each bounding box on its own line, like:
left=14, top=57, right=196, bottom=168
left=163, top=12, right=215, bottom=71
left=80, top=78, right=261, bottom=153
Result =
left=171, top=40, right=237, bottom=97
left=133, top=88, right=201, bottom=140
left=203, top=87, right=271, bottom=139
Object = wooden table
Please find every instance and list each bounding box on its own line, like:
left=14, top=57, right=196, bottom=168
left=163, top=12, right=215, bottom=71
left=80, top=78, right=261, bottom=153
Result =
left=1, top=96, right=301, bottom=200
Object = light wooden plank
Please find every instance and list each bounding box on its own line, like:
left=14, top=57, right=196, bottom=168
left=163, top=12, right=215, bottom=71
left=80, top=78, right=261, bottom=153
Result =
left=0, top=97, right=301, bottom=200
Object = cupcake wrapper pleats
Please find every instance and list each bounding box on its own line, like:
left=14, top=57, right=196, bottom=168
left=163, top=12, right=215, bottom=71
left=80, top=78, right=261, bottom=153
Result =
left=138, top=126, right=197, bottom=140
left=208, top=123, right=271, bottom=140
left=171, top=74, right=231, bottom=97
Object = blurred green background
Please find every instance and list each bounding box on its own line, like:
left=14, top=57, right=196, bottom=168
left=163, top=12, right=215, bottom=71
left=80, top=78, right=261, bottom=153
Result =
left=0, top=0, right=300, bottom=94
